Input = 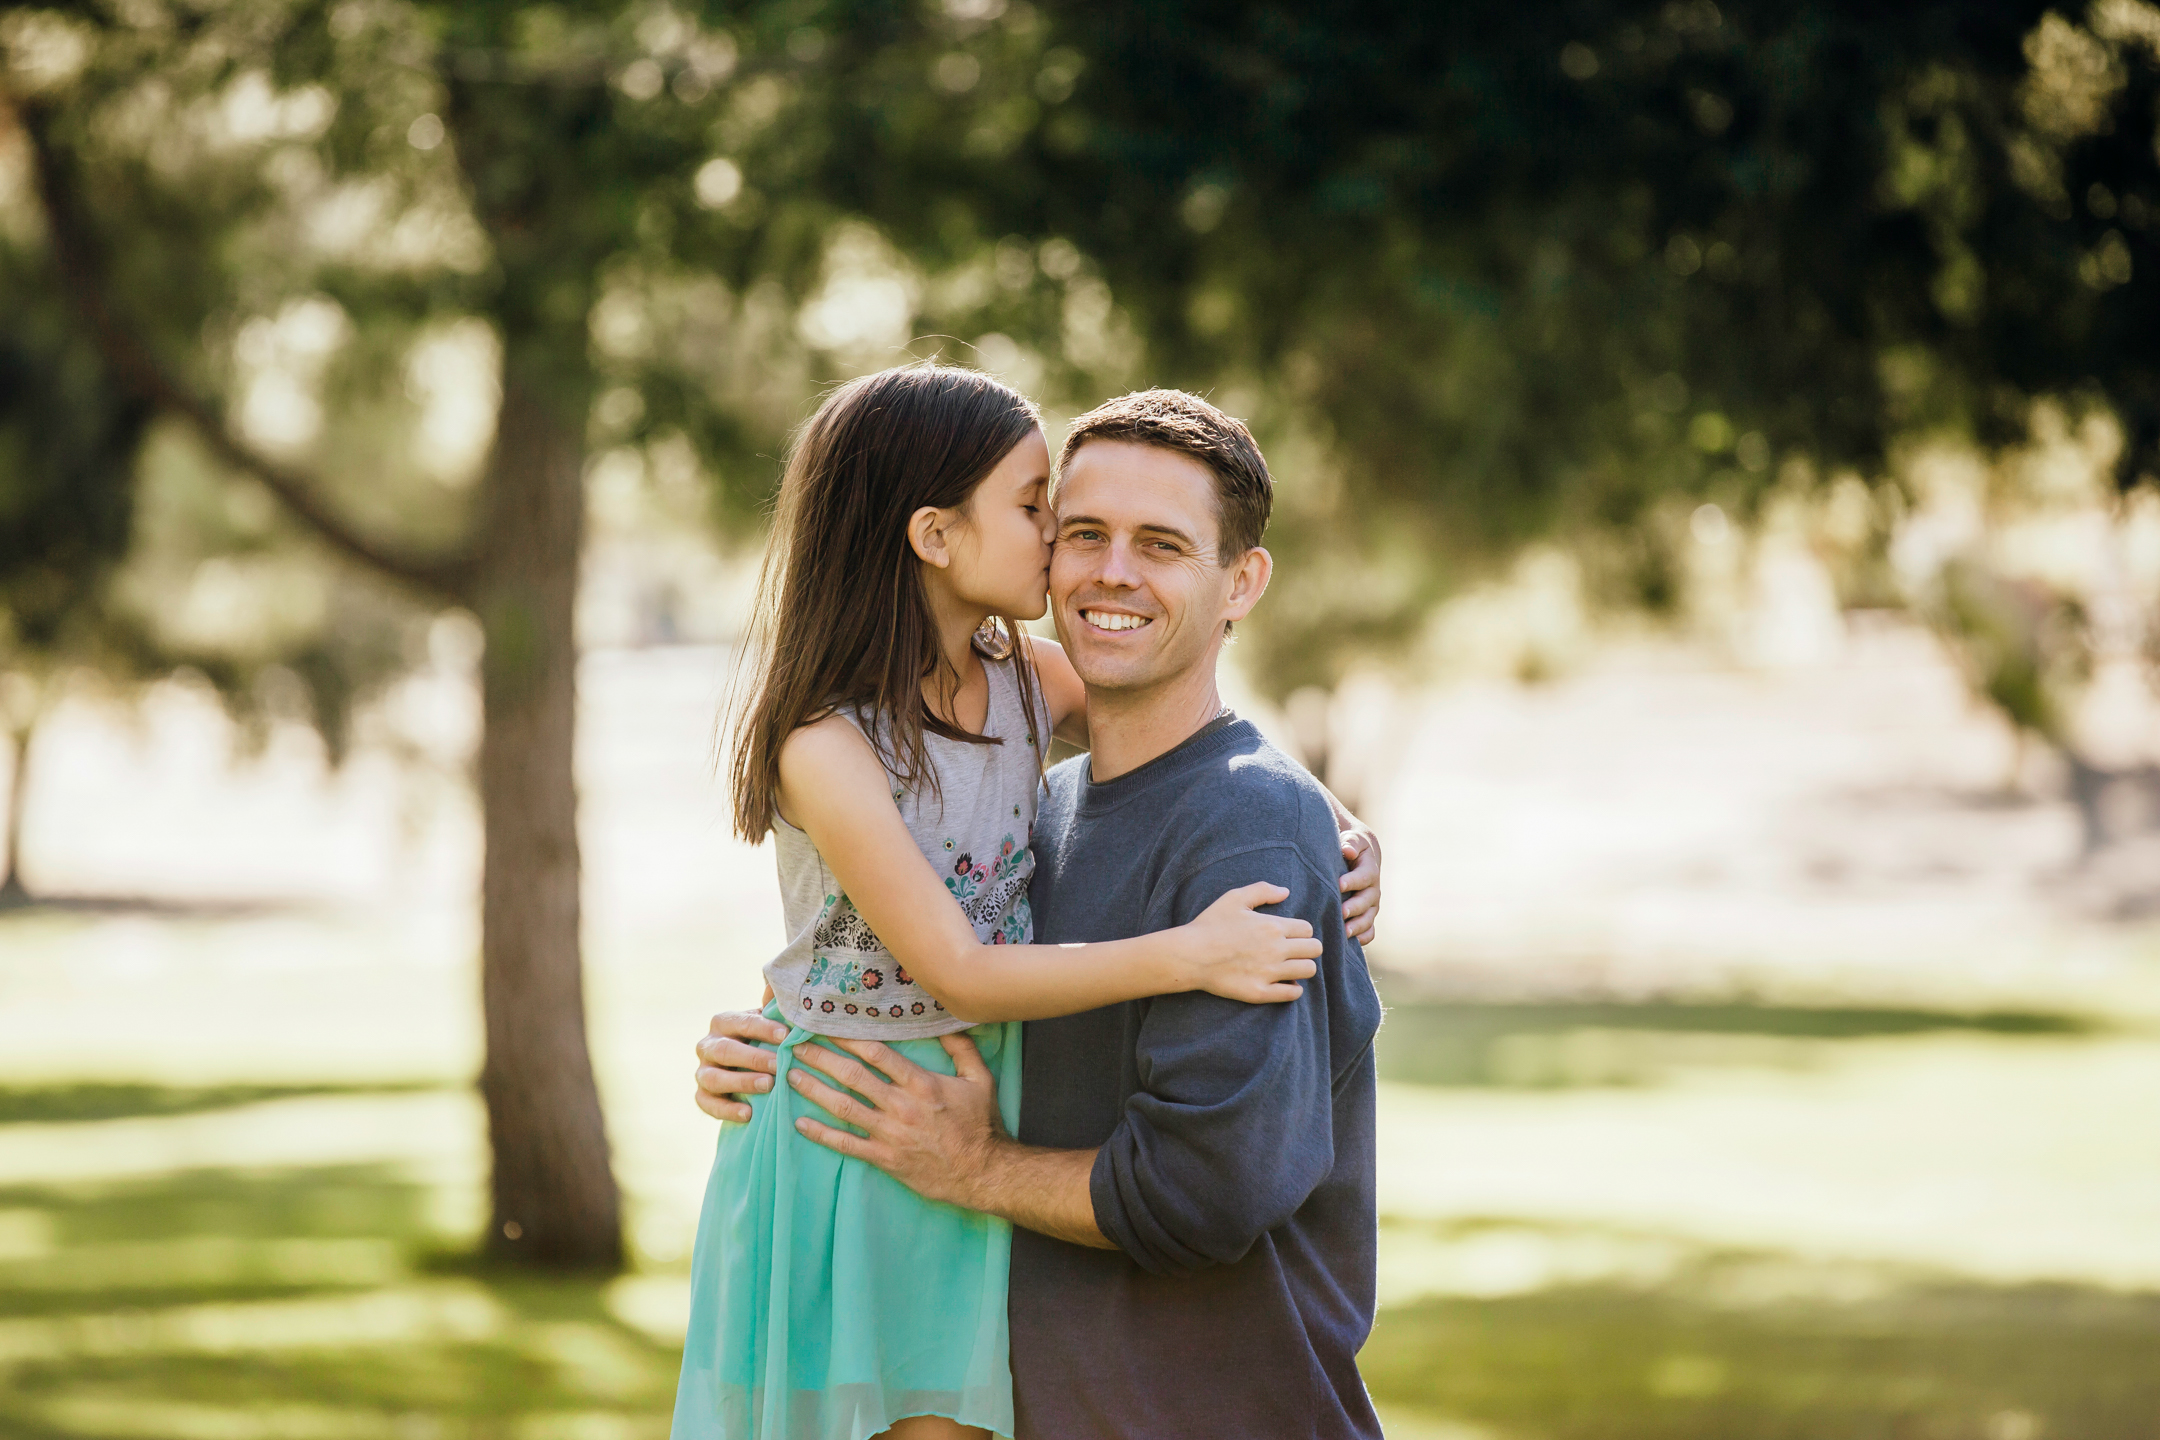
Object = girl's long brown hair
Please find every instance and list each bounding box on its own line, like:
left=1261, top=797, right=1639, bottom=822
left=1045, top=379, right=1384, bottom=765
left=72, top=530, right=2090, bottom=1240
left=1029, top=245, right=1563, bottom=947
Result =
left=728, top=364, right=1046, bottom=841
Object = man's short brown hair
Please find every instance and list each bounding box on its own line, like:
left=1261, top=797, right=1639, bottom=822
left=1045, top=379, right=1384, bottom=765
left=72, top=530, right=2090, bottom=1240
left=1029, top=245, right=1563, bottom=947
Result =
left=1057, top=389, right=1273, bottom=562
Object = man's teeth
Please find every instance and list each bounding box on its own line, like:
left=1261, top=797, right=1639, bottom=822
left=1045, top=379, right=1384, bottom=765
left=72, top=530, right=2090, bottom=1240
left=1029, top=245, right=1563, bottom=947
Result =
left=1085, top=610, right=1151, bottom=632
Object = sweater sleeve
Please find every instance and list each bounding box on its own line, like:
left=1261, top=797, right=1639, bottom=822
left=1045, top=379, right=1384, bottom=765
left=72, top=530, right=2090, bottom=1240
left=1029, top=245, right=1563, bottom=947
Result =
left=1087, top=843, right=1344, bottom=1276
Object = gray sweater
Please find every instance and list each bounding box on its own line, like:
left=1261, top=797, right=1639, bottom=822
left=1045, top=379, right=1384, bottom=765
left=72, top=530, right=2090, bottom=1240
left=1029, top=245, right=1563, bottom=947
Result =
left=1010, top=715, right=1385, bottom=1440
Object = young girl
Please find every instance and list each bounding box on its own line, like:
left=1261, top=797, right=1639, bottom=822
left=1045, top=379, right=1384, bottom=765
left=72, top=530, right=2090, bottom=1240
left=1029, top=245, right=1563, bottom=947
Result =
left=672, top=365, right=1369, bottom=1440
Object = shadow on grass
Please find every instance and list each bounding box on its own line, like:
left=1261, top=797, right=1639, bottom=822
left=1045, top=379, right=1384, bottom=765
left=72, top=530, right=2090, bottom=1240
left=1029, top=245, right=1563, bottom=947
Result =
left=0, top=1080, right=450, bottom=1126
left=0, top=1164, right=686, bottom=1436
left=1363, top=1269, right=2160, bottom=1440
left=1, top=1159, right=2153, bottom=1438
left=1374, top=996, right=2094, bottom=1089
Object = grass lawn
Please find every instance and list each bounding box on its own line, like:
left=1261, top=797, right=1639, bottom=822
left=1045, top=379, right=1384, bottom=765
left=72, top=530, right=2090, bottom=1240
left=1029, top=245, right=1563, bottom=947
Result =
left=2, top=905, right=2156, bottom=1438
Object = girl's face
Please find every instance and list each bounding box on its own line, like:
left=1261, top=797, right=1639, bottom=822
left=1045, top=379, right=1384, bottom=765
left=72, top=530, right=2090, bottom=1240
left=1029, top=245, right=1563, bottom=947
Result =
left=945, top=427, right=1055, bottom=620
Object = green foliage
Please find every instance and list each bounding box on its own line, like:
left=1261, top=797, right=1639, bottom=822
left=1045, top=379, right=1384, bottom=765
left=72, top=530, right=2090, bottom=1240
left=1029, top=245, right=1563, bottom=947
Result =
left=13, top=0, right=2160, bottom=710
left=997, top=0, right=2160, bottom=688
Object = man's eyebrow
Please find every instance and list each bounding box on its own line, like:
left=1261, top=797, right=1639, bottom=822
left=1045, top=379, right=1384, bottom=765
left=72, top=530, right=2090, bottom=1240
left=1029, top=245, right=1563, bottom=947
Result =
left=1056, top=514, right=1200, bottom=547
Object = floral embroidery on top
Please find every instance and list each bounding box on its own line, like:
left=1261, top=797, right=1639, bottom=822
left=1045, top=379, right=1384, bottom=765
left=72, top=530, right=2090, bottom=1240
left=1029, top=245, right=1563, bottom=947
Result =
left=800, top=829, right=1033, bottom=1020
left=805, top=954, right=898, bottom=996
left=812, top=893, right=886, bottom=953
left=942, top=831, right=1029, bottom=920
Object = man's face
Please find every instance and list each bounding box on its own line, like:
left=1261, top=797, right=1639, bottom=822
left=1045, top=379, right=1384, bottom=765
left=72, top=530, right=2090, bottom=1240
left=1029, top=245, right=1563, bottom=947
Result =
left=1050, top=439, right=1265, bottom=695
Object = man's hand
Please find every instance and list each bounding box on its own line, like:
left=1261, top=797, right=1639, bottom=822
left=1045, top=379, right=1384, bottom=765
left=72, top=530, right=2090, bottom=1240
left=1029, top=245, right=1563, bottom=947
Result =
left=784, top=1034, right=1003, bottom=1208
left=693, top=1009, right=789, bottom=1123
left=1339, top=824, right=1381, bottom=945
left=787, top=1034, right=1114, bottom=1247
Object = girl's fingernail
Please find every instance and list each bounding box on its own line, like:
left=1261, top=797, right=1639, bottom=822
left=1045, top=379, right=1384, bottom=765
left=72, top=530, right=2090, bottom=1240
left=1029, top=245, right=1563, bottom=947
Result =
left=755, top=1076, right=772, bottom=1092
left=794, top=1118, right=811, bottom=1133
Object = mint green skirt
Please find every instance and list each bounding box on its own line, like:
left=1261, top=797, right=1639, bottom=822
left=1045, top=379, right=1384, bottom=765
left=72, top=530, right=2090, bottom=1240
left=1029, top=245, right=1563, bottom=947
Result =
left=671, top=1003, right=1021, bottom=1440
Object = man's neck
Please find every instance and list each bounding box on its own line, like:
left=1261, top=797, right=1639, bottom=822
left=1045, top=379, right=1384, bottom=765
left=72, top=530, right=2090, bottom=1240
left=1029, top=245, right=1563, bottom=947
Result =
left=1084, top=661, right=1228, bottom=783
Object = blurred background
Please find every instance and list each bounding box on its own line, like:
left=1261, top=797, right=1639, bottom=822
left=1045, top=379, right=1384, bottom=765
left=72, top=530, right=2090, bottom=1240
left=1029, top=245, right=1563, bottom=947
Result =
left=3, top=1, right=2160, bottom=1436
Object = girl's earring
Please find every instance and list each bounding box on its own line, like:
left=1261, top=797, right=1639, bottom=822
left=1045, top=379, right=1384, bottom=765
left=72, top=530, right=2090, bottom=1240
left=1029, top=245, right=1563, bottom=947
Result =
left=972, top=617, right=1013, bottom=660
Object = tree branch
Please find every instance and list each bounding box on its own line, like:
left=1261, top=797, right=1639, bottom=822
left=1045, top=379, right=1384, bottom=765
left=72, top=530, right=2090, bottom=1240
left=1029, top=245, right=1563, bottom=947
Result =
left=14, top=95, right=475, bottom=603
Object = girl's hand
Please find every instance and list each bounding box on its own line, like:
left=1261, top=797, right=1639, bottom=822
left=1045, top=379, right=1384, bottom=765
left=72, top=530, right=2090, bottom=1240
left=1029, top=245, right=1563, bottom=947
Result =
left=1339, top=826, right=1382, bottom=944
left=1181, top=882, right=1322, bottom=1004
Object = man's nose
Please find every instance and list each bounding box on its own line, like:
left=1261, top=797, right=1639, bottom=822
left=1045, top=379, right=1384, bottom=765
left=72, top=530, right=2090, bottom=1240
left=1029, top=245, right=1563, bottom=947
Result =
left=1095, top=537, right=1145, bottom=589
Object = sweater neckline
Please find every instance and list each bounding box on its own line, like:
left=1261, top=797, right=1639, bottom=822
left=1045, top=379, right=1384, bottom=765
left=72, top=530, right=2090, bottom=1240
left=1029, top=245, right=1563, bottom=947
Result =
left=1076, top=712, right=1250, bottom=818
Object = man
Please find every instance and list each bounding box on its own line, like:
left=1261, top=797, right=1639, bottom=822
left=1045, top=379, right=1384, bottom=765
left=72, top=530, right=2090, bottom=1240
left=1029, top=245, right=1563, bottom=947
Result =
left=698, top=390, right=1385, bottom=1438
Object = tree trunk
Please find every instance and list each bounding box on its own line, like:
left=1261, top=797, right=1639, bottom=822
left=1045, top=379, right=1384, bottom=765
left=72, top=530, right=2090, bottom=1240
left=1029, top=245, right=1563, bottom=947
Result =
left=2065, top=748, right=2113, bottom=858
left=1, top=721, right=29, bottom=905
left=472, top=357, right=621, bottom=1270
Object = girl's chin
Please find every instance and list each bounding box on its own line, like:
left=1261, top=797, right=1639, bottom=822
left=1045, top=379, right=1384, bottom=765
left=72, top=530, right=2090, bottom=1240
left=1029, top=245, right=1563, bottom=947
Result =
left=965, top=586, right=1048, bottom=624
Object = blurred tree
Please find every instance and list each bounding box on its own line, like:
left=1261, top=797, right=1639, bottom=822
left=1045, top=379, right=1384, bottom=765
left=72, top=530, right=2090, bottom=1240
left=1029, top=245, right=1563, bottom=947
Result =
left=0, top=245, right=150, bottom=904
left=0, top=206, right=422, bottom=903
left=10, top=2, right=654, bottom=1271
left=932, top=0, right=2159, bottom=775
left=1, top=0, right=1066, bottom=1270
left=12, top=0, right=2160, bottom=1266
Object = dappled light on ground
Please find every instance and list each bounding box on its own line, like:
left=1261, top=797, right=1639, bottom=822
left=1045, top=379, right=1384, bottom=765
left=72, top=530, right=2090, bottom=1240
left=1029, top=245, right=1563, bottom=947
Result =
left=3, top=926, right=2154, bottom=1436
left=2, top=1077, right=2156, bottom=1438
left=0, top=1163, right=683, bottom=1438
left=1366, top=1267, right=2160, bottom=1440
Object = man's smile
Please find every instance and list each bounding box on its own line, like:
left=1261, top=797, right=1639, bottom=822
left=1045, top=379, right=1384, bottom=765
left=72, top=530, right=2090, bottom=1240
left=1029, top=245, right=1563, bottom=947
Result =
left=1079, top=608, right=1153, bottom=633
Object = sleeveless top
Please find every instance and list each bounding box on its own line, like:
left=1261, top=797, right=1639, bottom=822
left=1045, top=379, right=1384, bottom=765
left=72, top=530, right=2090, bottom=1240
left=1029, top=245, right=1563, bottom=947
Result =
left=764, top=653, right=1051, bottom=1040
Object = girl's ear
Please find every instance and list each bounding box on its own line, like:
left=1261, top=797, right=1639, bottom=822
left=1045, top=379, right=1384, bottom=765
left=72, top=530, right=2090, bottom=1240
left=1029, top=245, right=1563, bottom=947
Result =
left=909, top=505, right=954, bottom=568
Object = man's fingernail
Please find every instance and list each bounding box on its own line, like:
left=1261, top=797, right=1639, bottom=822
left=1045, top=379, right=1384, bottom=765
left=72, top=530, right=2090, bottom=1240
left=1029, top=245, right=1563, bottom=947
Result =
left=755, top=1076, right=772, bottom=1091
left=786, top=1070, right=802, bottom=1086
left=794, top=1118, right=811, bottom=1133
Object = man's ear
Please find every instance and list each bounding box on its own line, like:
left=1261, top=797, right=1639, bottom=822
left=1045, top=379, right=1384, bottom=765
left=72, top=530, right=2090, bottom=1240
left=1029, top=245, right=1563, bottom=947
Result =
left=909, top=505, right=955, bottom=568
left=1223, top=545, right=1273, bottom=625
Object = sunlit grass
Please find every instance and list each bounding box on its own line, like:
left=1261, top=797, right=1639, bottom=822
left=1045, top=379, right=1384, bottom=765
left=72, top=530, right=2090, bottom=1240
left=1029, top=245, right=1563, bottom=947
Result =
left=1374, top=996, right=2098, bottom=1090
left=2, top=905, right=2156, bottom=1438
left=1363, top=1269, right=2160, bottom=1440
left=0, top=1163, right=680, bottom=1438
left=0, top=1082, right=448, bottom=1126
left=1, top=1146, right=2155, bottom=1438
